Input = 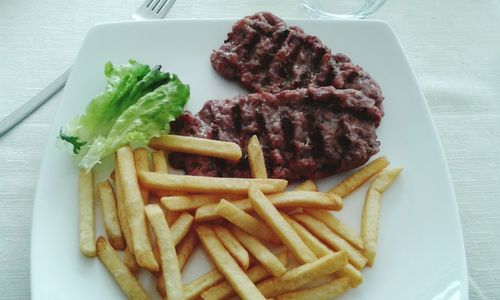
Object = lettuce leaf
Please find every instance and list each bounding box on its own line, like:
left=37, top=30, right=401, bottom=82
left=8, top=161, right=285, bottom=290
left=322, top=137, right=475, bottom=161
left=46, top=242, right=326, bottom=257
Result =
left=59, top=60, right=189, bottom=171
left=79, top=75, right=189, bottom=170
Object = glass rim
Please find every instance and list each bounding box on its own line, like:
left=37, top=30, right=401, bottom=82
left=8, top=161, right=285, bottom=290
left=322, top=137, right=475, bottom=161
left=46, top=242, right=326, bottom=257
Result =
left=300, top=0, right=386, bottom=19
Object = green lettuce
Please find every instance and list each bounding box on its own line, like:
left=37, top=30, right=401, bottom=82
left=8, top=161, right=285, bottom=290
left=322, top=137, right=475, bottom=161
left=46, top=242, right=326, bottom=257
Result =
left=59, top=60, right=189, bottom=171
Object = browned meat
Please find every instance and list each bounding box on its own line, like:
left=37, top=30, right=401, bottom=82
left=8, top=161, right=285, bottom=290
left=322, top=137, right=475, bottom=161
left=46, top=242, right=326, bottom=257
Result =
left=169, top=87, right=382, bottom=181
left=210, top=11, right=384, bottom=111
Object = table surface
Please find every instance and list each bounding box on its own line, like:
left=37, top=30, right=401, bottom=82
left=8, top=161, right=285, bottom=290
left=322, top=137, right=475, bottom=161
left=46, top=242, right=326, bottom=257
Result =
left=0, top=0, right=499, bottom=299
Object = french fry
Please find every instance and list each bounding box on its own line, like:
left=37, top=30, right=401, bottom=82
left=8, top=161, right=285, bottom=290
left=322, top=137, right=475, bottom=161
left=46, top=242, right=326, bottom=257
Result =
left=283, top=214, right=362, bottom=288
left=152, top=150, right=169, bottom=173
left=145, top=205, right=184, bottom=300
left=362, top=168, right=402, bottom=266
left=335, top=264, right=363, bottom=288
left=231, top=227, right=287, bottom=277
left=79, top=170, right=95, bottom=257
left=97, top=181, right=125, bottom=250
left=196, top=224, right=266, bottom=300
left=116, top=146, right=158, bottom=271
left=305, top=209, right=364, bottom=250
left=215, top=199, right=280, bottom=245
left=257, top=252, right=348, bottom=298
left=139, top=171, right=287, bottom=194
left=195, top=191, right=340, bottom=222
left=294, top=179, right=317, bottom=192
left=201, top=252, right=288, bottom=300
left=96, top=237, right=148, bottom=300
left=123, top=247, right=139, bottom=273
left=248, top=135, right=267, bottom=178
left=293, top=214, right=367, bottom=269
left=157, top=229, right=199, bottom=297
left=133, top=147, right=150, bottom=204
left=276, top=277, right=350, bottom=300
left=214, top=225, right=250, bottom=270
left=149, top=135, right=242, bottom=161
left=328, top=156, right=389, bottom=197
left=171, top=212, right=194, bottom=245
left=184, top=269, right=225, bottom=300
left=114, top=164, right=134, bottom=254
left=177, top=230, right=198, bottom=270
left=249, top=185, right=316, bottom=264
left=161, top=194, right=242, bottom=212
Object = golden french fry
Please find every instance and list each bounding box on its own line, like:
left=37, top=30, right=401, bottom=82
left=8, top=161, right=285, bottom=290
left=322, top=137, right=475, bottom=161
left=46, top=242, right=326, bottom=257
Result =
left=152, top=232, right=196, bottom=297
left=305, top=209, right=364, bottom=250
left=369, top=167, right=403, bottom=194
left=114, top=164, right=134, bottom=254
left=283, top=214, right=362, bottom=288
left=248, top=135, right=267, bottom=179
left=335, top=264, right=363, bottom=288
left=139, top=171, right=287, bottom=194
left=328, top=156, right=389, bottom=198
left=201, top=252, right=288, bottom=300
left=257, top=251, right=348, bottom=298
left=294, top=179, right=317, bottom=192
left=171, top=212, right=194, bottom=246
left=123, top=247, right=139, bottom=273
left=184, top=269, right=225, bottom=300
left=153, top=189, right=190, bottom=198
left=276, top=277, right=350, bottom=300
left=215, top=199, right=280, bottom=245
left=249, top=185, right=316, bottom=264
left=133, top=147, right=150, bottom=205
left=283, top=214, right=331, bottom=258
left=149, top=135, right=242, bottom=161
left=97, top=181, right=125, bottom=250
left=161, top=194, right=242, bottom=211
left=196, top=224, right=266, bottom=300
left=116, top=146, right=158, bottom=271
left=195, top=191, right=340, bottom=222
left=214, top=225, right=250, bottom=270
left=362, top=168, right=402, bottom=266
left=231, top=227, right=287, bottom=277
left=177, top=230, right=198, bottom=270
left=145, top=204, right=184, bottom=300
left=293, top=214, right=367, bottom=269
left=152, top=150, right=169, bottom=173
left=96, top=237, right=148, bottom=300
left=79, top=170, right=95, bottom=257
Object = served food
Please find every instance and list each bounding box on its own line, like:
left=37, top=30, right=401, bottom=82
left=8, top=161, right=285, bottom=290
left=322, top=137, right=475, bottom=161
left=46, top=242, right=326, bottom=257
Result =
left=61, top=11, right=404, bottom=300
left=210, top=12, right=384, bottom=106
left=170, top=86, right=382, bottom=181
left=167, top=11, right=384, bottom=182
left=79, top=137, right=400, bottom=298
left=59, top=60, right=190, bottom=171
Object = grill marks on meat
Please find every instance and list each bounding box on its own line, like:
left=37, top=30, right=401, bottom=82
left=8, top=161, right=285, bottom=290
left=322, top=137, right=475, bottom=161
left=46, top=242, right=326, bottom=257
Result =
left=169, top=87, right=382, bottom=181
left=210, top=12, right=384, bottom=111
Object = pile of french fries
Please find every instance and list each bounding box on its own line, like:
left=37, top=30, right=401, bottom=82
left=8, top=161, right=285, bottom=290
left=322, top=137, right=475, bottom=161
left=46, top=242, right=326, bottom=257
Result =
left=78, top=134, right=402, bottom=300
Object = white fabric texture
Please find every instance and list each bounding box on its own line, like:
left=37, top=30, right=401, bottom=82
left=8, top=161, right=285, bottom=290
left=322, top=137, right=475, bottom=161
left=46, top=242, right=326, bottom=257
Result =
left=0, top=0, right=498, bottom=299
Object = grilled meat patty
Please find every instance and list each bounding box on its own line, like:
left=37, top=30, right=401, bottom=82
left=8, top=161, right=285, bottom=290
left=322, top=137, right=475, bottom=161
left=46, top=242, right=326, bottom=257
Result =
left=210, top=11, right=384, bottom=111
left=169, top=87, right=382, bottom=181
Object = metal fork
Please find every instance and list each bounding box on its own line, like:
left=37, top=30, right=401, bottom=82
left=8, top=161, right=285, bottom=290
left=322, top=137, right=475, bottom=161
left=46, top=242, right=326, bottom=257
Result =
left=0, top=0, right=176, bottom=137
left=133, top=0, right=176, bottom=20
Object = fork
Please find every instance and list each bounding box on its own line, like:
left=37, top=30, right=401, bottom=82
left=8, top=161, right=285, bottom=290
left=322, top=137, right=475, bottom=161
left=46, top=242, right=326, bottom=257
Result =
left=0, top=0, right=176, bottom=137
left=133, top=0, right=176, bottom=20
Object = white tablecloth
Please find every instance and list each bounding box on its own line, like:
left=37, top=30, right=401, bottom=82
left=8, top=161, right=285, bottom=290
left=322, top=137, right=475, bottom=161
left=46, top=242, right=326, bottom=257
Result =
left=0, top=0, right=498, bottom=299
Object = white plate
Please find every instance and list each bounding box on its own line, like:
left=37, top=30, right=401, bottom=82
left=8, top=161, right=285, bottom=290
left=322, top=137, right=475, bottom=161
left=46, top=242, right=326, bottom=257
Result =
left=31, top=19, right=468, bottom=299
